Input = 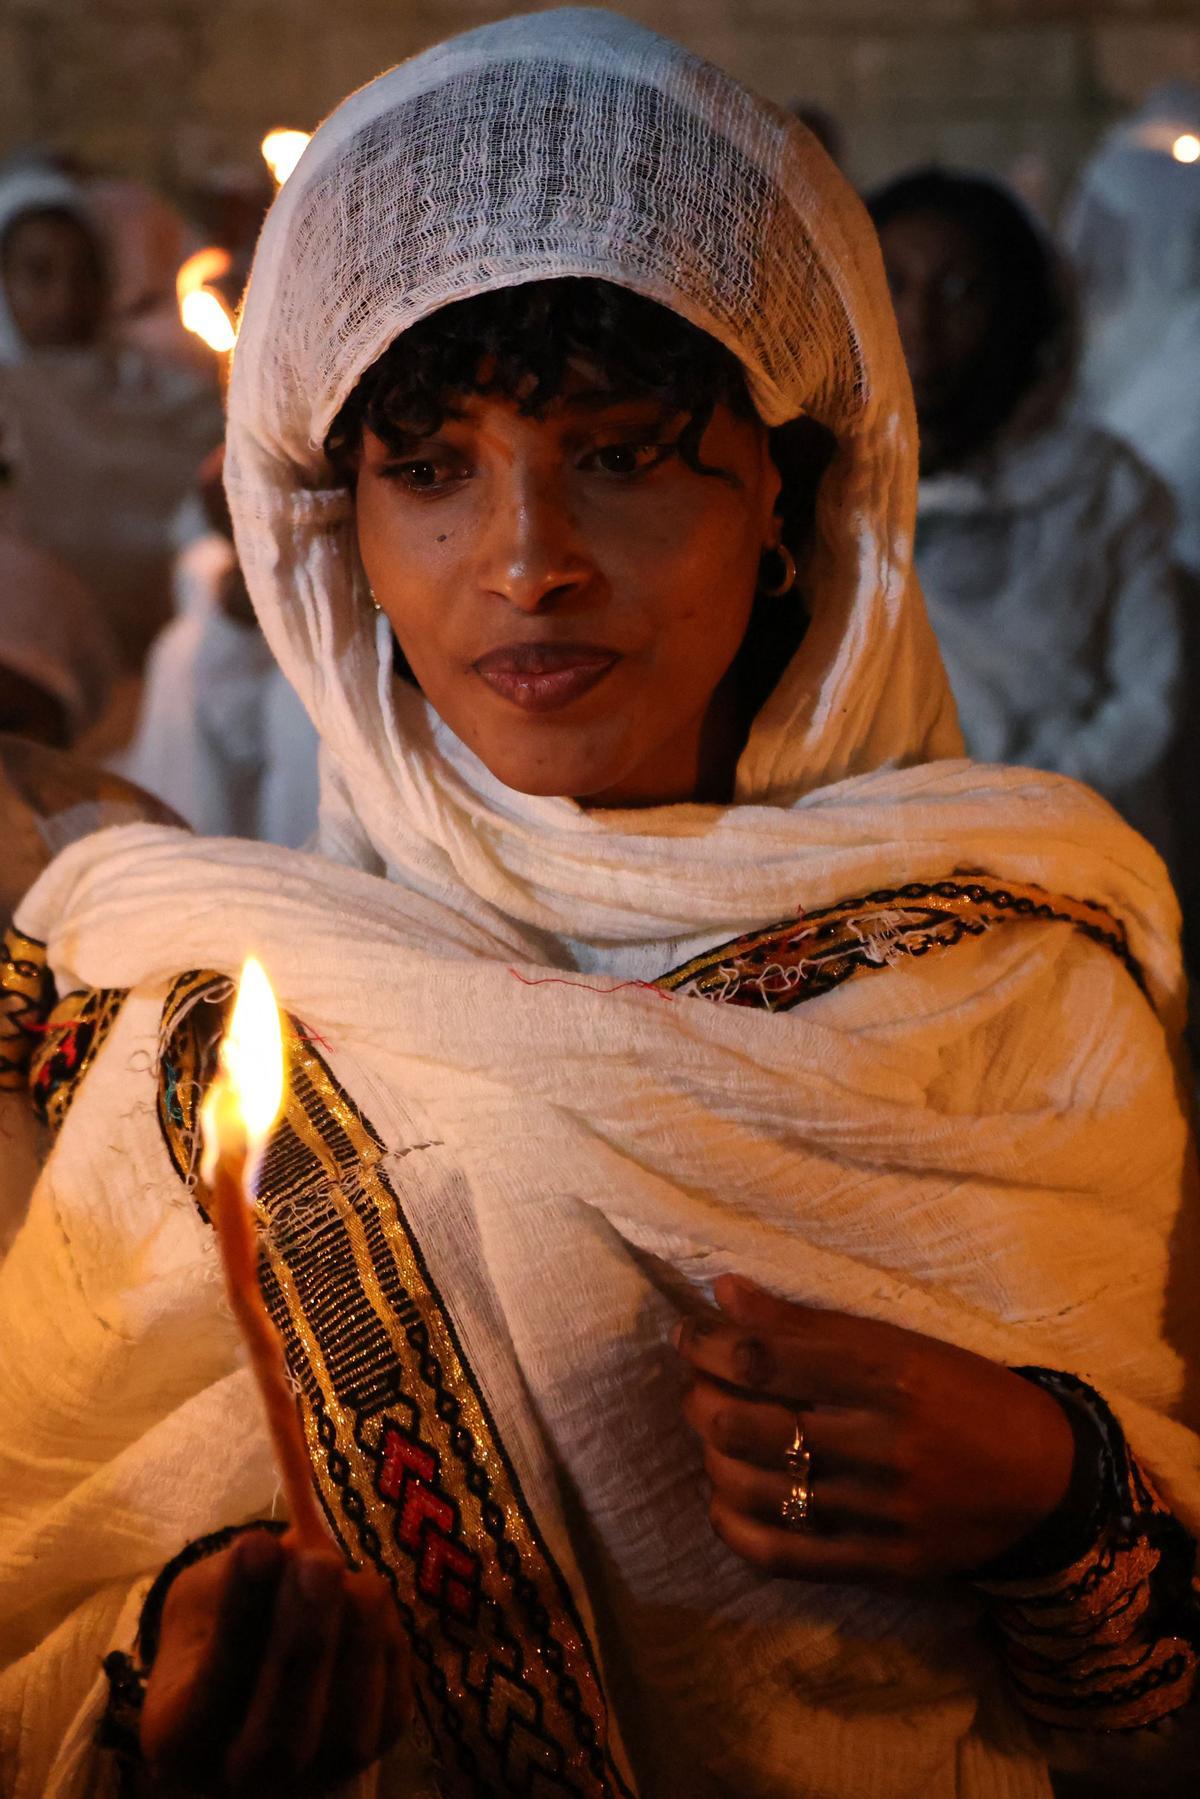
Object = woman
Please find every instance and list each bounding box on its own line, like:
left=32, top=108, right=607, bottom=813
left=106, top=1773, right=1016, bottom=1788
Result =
left=871, top=168, right=1182, bottom=858
left=0, top=13, right=1197, bottom=1797
left=0, top=161, right=221, bottom=674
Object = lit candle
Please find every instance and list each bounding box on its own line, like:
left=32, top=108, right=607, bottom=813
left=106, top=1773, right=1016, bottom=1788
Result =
left=199, top=957, right=329, bottom=1550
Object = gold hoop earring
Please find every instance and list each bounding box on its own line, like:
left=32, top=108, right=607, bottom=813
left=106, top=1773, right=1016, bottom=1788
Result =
left=758, top=544, right=797, bottom=599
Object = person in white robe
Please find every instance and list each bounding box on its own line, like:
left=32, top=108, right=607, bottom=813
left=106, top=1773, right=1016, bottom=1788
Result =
left=121, top=449, right=320, bottom=847
left=871, top=168, right=1182, bottom=859
left=0, top=13, right=1197, bottom=1798
left=0, top=161, right=222, bottom=679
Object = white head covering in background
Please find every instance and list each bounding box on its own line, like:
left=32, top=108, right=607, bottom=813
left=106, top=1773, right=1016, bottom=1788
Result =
left=0, top=530, right=116, bottom=738
left=1064, top=84, right=1200, bottom=571
left=0, top=164, right=98, bottom=366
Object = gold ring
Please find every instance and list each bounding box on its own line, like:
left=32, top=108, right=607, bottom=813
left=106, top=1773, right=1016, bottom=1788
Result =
left=784, top=1419, right=809, bottom=1474
left=780, top=1477, right=812, bottom=1531
left=780, top=1417, right=813, bottom=1531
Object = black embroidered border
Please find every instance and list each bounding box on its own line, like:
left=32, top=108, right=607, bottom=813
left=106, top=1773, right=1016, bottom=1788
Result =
left=655, top=876, right=1147, bottom=1012
left=156, top=976, right=630, bottom=1799
left=977, top=1370, right=1200, bottom=1731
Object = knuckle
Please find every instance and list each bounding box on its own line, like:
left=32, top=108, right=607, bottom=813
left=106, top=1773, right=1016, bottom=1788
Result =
left=887, top=1347, right=924, bottom=1409
left=732, top=1334, right=774, bottom=1389
left=710, top=1406, right=744, bottom=1458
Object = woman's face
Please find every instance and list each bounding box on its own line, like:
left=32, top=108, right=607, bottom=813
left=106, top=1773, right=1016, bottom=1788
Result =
left=879, top=209, right=994, bottom=425
left=355, top=368, right=783, bottom=806
left=2, top=211, right=105, bottom=351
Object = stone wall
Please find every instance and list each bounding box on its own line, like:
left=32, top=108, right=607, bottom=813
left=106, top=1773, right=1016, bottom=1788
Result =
left=2, top=0, right=1199, bottom=208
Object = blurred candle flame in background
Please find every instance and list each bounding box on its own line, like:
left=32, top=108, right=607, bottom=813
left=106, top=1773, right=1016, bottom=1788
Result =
left=261, top=128, right=312, bottom=187
left=1173, top=133, right=1200, bottom=165
left=176, top=245, right=237, bottom=354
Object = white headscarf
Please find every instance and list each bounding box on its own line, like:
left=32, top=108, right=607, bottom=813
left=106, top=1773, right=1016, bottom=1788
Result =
left=0, top=165, right=99, bottom=366
left=226, top=5, right=962, bottom=947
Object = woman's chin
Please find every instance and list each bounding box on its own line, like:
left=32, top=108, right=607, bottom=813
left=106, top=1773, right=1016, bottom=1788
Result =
left=446, top=716, right=633, bottom=804
left=480, top=757, right=615, bottom=803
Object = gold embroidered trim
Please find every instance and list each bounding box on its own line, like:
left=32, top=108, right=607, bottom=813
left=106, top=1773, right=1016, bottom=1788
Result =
left=0, top=926, right=51, bottom=1090
left=28, top=985, right=126, bottom=1135
left=656, top=875, right=1146, bottom=1011
left=157, top=976, right=627, bottom=1798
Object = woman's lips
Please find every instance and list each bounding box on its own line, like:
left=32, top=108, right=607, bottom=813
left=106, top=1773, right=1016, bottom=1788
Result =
left=472, top=642, right=619, bottom=713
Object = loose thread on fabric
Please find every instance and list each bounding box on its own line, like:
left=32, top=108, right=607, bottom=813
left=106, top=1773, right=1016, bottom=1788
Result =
left=846, top=910, right=911, bottom=967
left=507, top=967, right=676, bottom=1002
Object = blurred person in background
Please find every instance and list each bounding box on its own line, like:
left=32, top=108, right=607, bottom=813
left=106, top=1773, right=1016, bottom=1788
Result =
left=88, top=176, right=217, bottom=381
left=1064, top=83, right=1200, bottom=580
left=872, top=168, right=1182, bottom=862
left=0, top=159, right=221, bottom=704
left=121, top=446, right=320, bottom=847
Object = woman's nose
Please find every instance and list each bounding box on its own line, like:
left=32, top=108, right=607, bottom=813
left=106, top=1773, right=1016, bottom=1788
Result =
left=477, top=467, right=593, bottom=612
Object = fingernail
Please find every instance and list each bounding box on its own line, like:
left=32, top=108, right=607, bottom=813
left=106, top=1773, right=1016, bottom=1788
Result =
left=295, top=1555, right=340, bottom=1603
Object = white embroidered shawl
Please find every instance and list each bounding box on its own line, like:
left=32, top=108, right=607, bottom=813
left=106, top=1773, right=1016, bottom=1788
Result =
left=1, top=13, right=1196, bottom=1798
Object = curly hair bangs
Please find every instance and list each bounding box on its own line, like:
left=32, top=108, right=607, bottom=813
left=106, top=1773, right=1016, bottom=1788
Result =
left=323, top=277, right=758, bottom=481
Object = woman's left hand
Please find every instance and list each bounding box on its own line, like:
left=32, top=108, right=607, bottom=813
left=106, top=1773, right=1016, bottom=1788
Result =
left=675, top=1274, right=1075, bottom=1586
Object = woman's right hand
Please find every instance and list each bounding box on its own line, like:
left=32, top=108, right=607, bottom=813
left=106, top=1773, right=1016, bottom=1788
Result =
left=139, top=1529, right=410, bottom=1797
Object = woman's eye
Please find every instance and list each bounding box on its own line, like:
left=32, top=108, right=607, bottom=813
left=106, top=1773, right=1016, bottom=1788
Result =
left=381, top=455, right=461, bottom=491
left=585, top=442, right=674, bottom=477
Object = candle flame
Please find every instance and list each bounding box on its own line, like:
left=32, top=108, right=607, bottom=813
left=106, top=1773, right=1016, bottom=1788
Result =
left=262, top=128, right=311, bottom=186
left=199, top=957, right=286, bottom=1184
left=1173, top=133, right=1200, bottom=165
left=181, top=288, right=237, bottom=353
left=176, top=247, right=237, bottom=354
